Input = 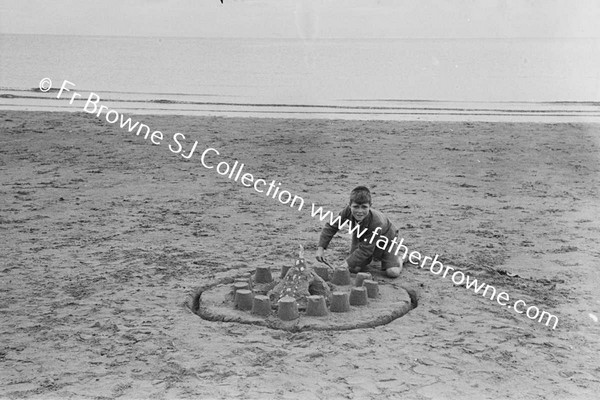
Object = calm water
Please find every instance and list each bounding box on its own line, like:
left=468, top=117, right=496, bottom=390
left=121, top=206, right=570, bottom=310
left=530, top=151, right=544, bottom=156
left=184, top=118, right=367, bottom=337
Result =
left=1, top=34, right=599, bottom=121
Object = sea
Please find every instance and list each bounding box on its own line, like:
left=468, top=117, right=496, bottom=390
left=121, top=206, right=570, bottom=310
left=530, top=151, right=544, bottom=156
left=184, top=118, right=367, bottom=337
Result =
left=1, top=34, right=599, bottom=122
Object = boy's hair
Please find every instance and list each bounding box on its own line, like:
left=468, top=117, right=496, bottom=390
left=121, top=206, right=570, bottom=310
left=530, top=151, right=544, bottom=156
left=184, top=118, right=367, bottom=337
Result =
left=349, top=186, right=371, bottom=205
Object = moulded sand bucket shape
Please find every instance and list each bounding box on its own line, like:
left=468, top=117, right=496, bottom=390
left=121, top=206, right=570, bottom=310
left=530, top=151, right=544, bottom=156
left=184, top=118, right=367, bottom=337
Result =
left=232, top=281, right=249, bottom=294
left=237, top=272, right=252, bottom=281
left=255, top=266, right=273, bottom=283
left=234, top=289, right=254, bottom=311
left=278, top=296, right=299, bottom=321
left=355, top=272, right=372, bottom=287
left=235, top=273, right=253, bottom=289
left=363, top=279, right=379, bottom=298
left=331, top=267, right=351, bottom=286
left=305, top=295, right=328, bottom=317
left=330, top=291, right=350, bottom=313
left=251, top=295, right=272, bottom=316
left=313, top=265, right=330, bottom=281
left=349, top=286, right=368, bottom=306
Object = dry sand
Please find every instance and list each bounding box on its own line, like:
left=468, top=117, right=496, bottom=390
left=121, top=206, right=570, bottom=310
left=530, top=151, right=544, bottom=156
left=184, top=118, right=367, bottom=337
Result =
left=1, top=110, right=599, bottom=399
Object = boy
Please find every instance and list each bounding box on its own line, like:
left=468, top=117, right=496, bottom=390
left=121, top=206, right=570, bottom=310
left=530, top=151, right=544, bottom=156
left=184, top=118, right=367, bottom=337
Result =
left=315, top=186, right=404, bottom=278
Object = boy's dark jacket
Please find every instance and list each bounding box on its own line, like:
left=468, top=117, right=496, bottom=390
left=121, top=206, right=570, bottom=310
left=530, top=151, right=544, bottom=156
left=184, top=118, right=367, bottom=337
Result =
left=318, top=206, right=398, bottom=268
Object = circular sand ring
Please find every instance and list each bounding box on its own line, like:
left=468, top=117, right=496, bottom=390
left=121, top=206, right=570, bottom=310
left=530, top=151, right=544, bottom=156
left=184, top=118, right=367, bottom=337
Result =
left=188, top=269, right=417, bottom=332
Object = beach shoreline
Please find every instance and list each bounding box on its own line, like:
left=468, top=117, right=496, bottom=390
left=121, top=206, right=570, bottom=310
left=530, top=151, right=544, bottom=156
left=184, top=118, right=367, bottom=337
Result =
left=1, top=110, right=599, bottom=399
left=2, top=95, right=600, bottom=123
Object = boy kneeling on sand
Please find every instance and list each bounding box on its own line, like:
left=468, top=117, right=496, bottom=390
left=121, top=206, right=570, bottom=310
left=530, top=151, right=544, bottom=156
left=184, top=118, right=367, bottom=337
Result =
left=315, top=186, right=404, bottom=278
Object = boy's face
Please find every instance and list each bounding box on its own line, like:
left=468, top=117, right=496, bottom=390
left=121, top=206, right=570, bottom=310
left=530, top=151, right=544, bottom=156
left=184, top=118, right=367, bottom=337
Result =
left=350, top=202, right=370, bottom=222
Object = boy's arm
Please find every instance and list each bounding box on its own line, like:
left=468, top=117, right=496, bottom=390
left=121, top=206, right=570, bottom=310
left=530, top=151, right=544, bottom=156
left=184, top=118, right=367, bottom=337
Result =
left=317, top=220, right=341, bottom=250
left=317, top=207, right=350, bottom=250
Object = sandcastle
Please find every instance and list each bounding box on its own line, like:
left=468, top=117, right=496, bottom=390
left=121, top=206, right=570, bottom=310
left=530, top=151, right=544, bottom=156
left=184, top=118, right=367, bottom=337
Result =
left=191, top=246, right=416, bottom=331
left=229, top=246, right=379, bottom=320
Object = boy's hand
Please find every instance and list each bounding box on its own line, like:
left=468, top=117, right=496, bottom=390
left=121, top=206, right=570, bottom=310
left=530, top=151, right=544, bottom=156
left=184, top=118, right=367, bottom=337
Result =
left=315, top=247, right=325, bottom=262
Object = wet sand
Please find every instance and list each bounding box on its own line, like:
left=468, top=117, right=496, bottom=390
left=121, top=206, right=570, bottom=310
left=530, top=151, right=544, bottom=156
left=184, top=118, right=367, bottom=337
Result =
left=1, top=111, right=599, bottom=399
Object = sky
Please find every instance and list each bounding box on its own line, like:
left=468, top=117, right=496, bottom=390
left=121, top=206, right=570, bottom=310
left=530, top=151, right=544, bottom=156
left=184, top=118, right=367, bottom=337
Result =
left=0, top=0, right=599, bottom=39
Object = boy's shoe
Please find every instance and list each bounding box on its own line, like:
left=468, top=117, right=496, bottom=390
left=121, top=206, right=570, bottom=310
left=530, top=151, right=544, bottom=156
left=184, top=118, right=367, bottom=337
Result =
left=385, top=256, right=404, bottom=278
left=386, top=267, right=402, bottom=278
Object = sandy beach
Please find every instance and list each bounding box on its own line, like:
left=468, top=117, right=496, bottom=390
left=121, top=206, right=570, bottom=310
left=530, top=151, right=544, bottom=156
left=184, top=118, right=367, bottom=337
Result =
left=1, top=110, right=599, bottom=399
